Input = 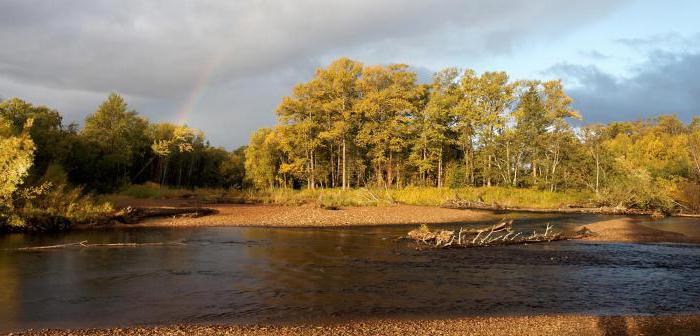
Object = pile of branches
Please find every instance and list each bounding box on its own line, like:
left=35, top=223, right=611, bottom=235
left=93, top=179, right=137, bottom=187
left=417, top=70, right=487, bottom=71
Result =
left=406, top=220, right=593, bottom=248
left=112, top=206, right=218, bottom=224
left=442, top=198, right=502, bottom=210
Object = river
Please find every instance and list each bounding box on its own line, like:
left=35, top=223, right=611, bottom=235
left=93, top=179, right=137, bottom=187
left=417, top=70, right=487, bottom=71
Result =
left=1, top=214, right=699, bottom=332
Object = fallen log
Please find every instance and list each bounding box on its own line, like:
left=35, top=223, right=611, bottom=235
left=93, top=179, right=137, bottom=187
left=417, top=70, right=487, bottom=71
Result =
left=112, top=206, right=218, bottom=224
left=14, top=241, right=88, bottom=250
left=9, top=240, right=186, bottom=251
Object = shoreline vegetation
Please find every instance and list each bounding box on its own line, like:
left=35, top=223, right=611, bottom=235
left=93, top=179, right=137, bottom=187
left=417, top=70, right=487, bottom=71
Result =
left=2, top=58, right=700, bottom=232
left=64, top=186, right=696, bottom=245
left=13, top=315, right=700, bottom=336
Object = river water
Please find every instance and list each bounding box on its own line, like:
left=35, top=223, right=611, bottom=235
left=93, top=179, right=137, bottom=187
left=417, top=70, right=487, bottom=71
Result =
left=1, top=214, right=699, bottom=332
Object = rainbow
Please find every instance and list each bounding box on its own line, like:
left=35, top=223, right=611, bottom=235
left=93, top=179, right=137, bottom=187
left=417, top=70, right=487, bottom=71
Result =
left=173, top=48, right=229, bottom=125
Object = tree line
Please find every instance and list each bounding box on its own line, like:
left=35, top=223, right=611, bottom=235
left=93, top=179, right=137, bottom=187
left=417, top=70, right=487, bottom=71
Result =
left=245, top=57, right=700, bottom=211
left=2, top=56, right=700, bottom=220
left=0, top=94, right=246, bottom=194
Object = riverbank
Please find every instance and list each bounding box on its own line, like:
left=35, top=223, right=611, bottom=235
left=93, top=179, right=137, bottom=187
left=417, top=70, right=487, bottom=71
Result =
left=96, top=202, right=500, bottom=228
left=13, top=315, right=700, bottom=336
left=577, top=218, right=700, bottom=243
left=78, top=198, right=700, bottom=245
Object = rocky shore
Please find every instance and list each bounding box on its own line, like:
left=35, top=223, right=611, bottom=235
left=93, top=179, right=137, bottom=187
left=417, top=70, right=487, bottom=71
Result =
left=11, top=315, right=700, bottom=336
left=92, top=203, right=499, bottom=228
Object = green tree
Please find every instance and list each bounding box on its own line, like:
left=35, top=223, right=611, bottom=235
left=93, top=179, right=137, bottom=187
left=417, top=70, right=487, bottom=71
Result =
left=689, top=116, right=700, bottom=179
left=219, top=146, right=247, bottom=189
left=462, top=71, right=514, bottom=186
left=0, top=98, right=68, bottom=181
left=412, top=68, right=459, bottom=187
left=355, top=64, right=417, bottom=187
left=80, top=93, right=149, bottom=191
left=244, top=128, right=283, bottom=189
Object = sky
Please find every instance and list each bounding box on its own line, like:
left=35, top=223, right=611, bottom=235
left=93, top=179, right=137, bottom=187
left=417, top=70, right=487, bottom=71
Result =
left=1, top=0, right=698, bottom=149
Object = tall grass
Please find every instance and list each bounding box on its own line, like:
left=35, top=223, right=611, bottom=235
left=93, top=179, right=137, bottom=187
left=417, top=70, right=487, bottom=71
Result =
left=114, top=183, right=594, bottom=209
left=390, top=186, right=593, bottom=208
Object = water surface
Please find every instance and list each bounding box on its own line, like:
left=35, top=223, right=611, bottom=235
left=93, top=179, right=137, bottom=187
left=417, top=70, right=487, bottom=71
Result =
left=1, top=214, right=699, bottom=332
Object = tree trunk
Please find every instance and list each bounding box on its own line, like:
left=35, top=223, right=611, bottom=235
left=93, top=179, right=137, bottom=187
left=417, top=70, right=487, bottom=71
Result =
left=595, top=152, right=600, bottom=195
left=307, top=149, right=316, bottom=190
left=342, top=138, right=347, bottom=190
left=387, top=152, right=393, bottom=188
left=330, top=144, right=335, bottom=188
left=161, top=159, right=169, bottom=186
left=486, top=155, right=492, bottom=187
left=437, top=147, right=443, bottom=188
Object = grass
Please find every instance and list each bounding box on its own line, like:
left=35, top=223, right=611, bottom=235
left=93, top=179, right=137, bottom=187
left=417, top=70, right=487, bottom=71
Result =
left=391, top=186, right=594, bottom=208
left=112, top=183, right=595, bottom=209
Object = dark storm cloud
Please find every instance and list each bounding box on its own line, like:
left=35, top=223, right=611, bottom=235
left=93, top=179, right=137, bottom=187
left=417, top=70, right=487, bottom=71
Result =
left=0, top=0, right=625, bottom=147
left=549, top=50, right=700, bottom=124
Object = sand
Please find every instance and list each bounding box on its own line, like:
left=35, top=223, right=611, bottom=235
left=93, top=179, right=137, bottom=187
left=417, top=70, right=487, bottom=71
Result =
left=109, top=203, right=498, bottom=228
left=577, top=218, right=699, bottom=243
left=11, top=315, right=700, bottom=336
left=98, top=198, right=700, bottom=244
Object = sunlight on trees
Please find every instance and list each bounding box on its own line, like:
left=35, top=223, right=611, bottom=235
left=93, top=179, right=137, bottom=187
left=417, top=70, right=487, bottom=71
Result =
left=1, top=56, right=699, bottom=229
left=245, top=57, right=700, bottom=213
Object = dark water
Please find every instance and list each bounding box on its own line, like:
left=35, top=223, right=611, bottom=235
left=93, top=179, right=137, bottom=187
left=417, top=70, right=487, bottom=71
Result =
left=1, top=214, right=700, bottom=332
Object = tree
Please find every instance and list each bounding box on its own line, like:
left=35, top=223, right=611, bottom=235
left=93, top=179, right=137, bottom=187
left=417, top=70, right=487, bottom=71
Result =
left=463, top=71, right=514, bottom=186
left=80, top=93, right=149, bottom=191
left=412, top=68, right=459, bottom=187
left=276, top=81, right=323, bottom=189
left=219, top=146, right=247, bottom=189
left=316, top=58, right=363, bottom=189
left=276, top=58, right=363, bottom=189
left=579, top=124, right=607, bottom=194
left=0, top=117, right=35, bottom=226
left=0, top=98, right=67, bottom=181
left=689, top=116, right=700, bottom=179
left=510, top=80, right=579, bottom=190
left=150, top=124, right=198, bottom=186
left=244, top=128, right=283, bottom=189
left=355, top=64, right=417, bottom=187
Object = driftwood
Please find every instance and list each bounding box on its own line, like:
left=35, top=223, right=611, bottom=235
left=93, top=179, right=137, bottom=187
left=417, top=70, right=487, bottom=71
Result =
left=441, top=198, right=663, bottom=216
left=112, top=206, right=218, bottom=224
left=406, top=221, right=592, bottom=248
left=10, top=240, right=186, bottom=251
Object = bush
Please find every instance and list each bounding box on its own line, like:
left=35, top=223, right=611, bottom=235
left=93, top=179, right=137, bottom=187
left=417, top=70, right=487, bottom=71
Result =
left=672, top=181, right=700, bottom=213
left=112, top=184, right=595, bottom=210
left=599, top=165, right=676, bottom=213
left=9, top=183, right=113, bottom=231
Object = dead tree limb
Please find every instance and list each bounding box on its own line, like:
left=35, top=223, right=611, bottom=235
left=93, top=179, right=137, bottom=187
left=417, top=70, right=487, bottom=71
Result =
left=406, top=220, right=591, bottom=249
left=9, top=241, right=185, bottom=251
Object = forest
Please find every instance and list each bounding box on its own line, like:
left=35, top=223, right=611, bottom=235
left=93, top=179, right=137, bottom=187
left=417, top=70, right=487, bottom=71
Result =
left=1, top=57, right=700, bottom=230
left=0, top=94, right=245, bottom=229
left=246, top=58, right=700, bottom=211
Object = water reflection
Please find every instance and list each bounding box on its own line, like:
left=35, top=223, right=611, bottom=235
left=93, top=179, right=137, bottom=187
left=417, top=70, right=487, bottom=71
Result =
left=0, top=215, right=699, bottom=332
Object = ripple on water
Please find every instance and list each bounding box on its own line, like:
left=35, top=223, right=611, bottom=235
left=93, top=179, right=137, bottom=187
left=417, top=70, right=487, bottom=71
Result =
left=0, top=215, right=699, bottom=331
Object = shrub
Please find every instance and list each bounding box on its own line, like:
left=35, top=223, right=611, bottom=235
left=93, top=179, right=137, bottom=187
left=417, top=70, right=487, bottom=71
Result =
left=12, top=183, right=113, bottom=231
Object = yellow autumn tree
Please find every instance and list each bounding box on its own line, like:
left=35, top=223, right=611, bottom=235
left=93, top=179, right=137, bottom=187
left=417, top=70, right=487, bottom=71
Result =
left=0, top=117, right=35, bottom=226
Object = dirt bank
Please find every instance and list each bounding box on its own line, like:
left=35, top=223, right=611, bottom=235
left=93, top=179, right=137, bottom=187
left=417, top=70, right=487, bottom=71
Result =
left=93, top=198, right=700, bottom=245
left=578, top=218, right=699, bottom=243
left=98, top=202, right=497, bottom=228
left=12, top=315, right=700, bottom=336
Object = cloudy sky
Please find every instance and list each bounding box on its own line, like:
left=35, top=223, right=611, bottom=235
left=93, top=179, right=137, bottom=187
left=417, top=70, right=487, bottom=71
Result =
left=1, top=0, right=698, bottom=148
